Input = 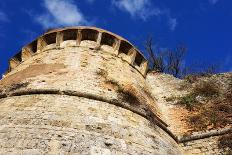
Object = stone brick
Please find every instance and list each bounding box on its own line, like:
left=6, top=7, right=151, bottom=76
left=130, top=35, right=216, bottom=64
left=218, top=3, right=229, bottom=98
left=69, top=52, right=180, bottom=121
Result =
left=0, top=27, right=182, bottom=155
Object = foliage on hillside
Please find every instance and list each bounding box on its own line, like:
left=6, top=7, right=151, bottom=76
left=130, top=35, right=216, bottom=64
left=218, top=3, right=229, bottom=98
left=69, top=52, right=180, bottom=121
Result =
left=177, top=74, right=232, bottom=131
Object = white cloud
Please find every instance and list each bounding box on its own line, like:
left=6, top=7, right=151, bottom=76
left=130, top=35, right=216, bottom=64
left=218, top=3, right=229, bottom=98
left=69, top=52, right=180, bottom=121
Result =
left=36, top=0, right=88, bottom=28
left=168, top=17, right=177, bottom=31
left=209, top=0, right=219, bottom=5
left=112, top=0, right=161, bottom=20
left=0, top=11, right=9, bottom=22
left=112, top=0, right=177, bottom=31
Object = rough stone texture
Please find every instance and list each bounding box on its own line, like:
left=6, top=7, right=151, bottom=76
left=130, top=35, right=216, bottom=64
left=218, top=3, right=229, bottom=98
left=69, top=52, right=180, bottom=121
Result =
left=146, top=71, right=231, bottom=155
left=2, top=26, right=229, bottom=155
left=0, top=27, right=182, bottom=155
left=0, top=95, right=181, bottom=155
left=180, top=135, right=230, bottom=155
left=146, top=72, right=190, bottom=135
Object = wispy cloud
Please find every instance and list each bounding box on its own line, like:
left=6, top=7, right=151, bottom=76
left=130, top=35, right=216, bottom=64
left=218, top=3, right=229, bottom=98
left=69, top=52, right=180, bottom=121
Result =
left=112, top=0, right=177, bottom=31
left=0, top=10, right=9, bottom=22
left=36, top=0, right=88, bottom=28
left=209, top=0, right=219, bottom=5
left=168, top=17, right=177, bottom=31
left=112, top=0, right=161, bottom=21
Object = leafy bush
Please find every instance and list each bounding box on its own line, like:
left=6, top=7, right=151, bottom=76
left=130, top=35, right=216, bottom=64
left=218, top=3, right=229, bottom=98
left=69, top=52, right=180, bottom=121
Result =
left=178, top=77, right=232, bottom=131
left=177, top=94, right=198, bottom=111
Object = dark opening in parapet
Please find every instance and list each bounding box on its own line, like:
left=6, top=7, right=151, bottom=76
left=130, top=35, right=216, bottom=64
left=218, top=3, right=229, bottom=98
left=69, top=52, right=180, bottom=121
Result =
left=101, top=32, right=116, bottom=47
left=81, top=29, right=99, bottom=42
left=119, top=41, right=133, bottom=55
left=14, top=51, right=22, bottom=62
left=63, top=29, right=77, bottom=41
left=44, top=32, right=57, bottom=45
left=134, top=52, right=144, bottom=67
left=28, top=40, right=37, bottom=53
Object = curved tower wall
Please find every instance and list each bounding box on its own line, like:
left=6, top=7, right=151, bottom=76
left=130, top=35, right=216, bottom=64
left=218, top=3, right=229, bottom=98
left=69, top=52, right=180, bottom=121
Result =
left=0, top=27, right=182, bottom=154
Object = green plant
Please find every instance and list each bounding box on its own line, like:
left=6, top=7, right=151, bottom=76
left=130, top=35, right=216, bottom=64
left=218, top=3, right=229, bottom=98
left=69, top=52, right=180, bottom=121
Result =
left=209, top=111, right=218, bottom=127
left=177, top=94, right=198, bottom=111
left=181, top=75, right=231, bottom=132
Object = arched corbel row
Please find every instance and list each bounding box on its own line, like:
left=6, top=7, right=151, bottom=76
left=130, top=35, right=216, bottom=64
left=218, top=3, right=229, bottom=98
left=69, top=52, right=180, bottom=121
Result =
left=63, top=29, right=77, bottom=41
left=56, top=31, right=64, bottom=47
left=4, top=27, right=148, bottom=77
left=9, top=52, right=22, bottom=71
left=81, top=29, right=99, bottom=42
left=118, top=40, right=136, bottom=64
left=22, top=40, right=37, bottom=61
left=37, top=32, right=57, bottom=52
left=134, top=52, right=149, bottom=76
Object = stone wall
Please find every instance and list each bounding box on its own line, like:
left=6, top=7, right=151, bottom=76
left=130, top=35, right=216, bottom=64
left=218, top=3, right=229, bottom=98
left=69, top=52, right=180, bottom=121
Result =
left=0, top=94, right=181, bottom=154
left=180, top=135, right=231, bottom=155
left=146, top=72, right=232, bottom=155
left=0, top=27, right=182, bottom=154
left=4, top=26, right=231, bottom=155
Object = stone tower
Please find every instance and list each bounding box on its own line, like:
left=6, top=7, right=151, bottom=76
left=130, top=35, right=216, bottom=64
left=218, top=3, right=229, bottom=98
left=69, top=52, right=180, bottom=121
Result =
left=0, top=27, right=182, bottom=154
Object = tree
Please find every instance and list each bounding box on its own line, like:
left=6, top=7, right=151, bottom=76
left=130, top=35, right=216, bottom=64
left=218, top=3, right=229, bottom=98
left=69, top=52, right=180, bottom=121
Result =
left=166, top=45, right=187, bottom=78
left=144, top=36, right=220, bottom=78
left=145, top=37, right=187, bottom=78
left=144, top=37, right=166, bottom=72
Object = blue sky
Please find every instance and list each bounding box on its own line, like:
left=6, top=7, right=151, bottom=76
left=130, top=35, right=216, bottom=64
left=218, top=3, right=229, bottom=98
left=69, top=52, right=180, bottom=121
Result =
left=0, top=0, right=231, bottom=77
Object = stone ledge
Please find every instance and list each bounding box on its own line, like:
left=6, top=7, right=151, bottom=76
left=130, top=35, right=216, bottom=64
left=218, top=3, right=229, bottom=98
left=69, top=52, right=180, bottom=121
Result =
left=3, top=27, right=148, bottom=78
left=178, top=127, right=232, bottom=143
left=0, top=89, right=175, bottom=141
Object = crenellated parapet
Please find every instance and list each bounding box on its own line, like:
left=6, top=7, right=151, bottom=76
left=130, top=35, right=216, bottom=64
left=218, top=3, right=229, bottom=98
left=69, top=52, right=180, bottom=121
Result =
left=5, top=26, right=148, bottom=77
left=0, top=26, right=186, bottom=155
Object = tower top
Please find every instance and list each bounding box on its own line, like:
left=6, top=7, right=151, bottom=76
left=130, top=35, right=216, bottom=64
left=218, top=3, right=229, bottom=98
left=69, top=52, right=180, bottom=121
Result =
left=4, top=26, right=148, bottom=78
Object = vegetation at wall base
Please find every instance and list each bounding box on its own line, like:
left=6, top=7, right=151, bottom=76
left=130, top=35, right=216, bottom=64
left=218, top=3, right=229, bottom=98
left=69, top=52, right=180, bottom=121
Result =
left=167, top=75, right=232, bottom=132
left=218, top=134, right=232, bottom=154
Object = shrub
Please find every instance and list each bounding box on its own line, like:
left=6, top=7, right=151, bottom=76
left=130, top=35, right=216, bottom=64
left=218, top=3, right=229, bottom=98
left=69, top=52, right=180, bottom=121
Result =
left=180, top=75, right=231, bottom=132
left=193, top=80, right=219, bottom=98
left=177, top=94, right=198, bottom=111
left=208, top=111, right=218, bottom=127
left=218, top=134, right=232, bottom=152
left=184, top=74, right=201, bottom=83
left=188, top=115, right=208, bottom=130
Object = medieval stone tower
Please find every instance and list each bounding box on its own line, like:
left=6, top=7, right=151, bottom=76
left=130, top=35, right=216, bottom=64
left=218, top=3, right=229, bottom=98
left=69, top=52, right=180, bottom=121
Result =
left=1, top=26, right=231, bottom=155
left=0, top=27, right=184, bottom=154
